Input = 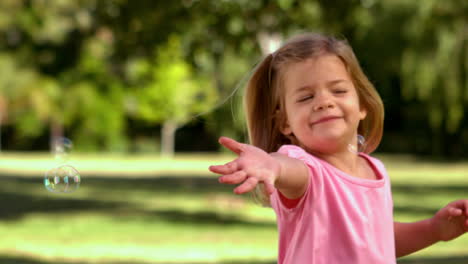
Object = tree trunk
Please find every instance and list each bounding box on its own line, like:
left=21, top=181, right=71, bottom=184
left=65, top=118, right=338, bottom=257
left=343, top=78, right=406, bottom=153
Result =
left=0, top=97, right=5, bottom=152
left=50, top=120, right=64, bottom=152
left=161, top=120, right=178, bottom=158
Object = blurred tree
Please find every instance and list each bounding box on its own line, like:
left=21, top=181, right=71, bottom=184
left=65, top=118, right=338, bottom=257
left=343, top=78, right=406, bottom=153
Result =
left=59, top=29, right=127, bottom=152
left=398, top=0, right=468, bottom=155
left=126, top=35, right=217, bottom=157
left=0, top=53, right=58, bottom=147
left=0, top=0, right=98, bottom=150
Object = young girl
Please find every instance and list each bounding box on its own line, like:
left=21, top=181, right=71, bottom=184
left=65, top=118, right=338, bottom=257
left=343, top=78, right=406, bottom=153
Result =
left=209, top=33, right=468, bottom=263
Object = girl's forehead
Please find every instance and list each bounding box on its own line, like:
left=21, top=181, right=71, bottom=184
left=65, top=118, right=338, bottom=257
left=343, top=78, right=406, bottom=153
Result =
left=282, top=55, right=352, bottom=93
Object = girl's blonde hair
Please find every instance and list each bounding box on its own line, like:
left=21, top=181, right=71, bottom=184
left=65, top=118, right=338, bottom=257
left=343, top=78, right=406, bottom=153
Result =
left=244, top=33, right=384, bottom=205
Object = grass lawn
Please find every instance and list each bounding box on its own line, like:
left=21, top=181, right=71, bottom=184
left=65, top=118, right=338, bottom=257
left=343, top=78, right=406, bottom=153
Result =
left=0, top=152, right=467, bottom=264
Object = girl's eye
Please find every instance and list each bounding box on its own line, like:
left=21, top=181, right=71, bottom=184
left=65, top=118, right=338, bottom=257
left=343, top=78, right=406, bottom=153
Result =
left=333, top=89, right=347, bottom=94
left=297, top=95, right=313, bottom=102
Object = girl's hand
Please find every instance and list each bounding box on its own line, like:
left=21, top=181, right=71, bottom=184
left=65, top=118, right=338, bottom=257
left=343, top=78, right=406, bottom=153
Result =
left=431, top=200, right=468, bottom=241
left=209, top=137, right=280, bottom=195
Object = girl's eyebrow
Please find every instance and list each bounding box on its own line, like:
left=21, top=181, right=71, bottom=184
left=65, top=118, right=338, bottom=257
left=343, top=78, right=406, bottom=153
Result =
left=293, top=79, right=348, bottom=94
left=327, top=79, right=348, bottom=86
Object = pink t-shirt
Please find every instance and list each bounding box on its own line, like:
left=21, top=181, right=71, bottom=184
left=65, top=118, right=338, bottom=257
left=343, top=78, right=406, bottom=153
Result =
left=270, top=145, right=396, bottom=264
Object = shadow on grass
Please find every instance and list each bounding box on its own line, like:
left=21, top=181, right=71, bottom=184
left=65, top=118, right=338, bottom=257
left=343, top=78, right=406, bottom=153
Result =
left=393, top=204, right=439, bottom=217
left=144, top=208, right=276, bottom=228
left=82, top=175, right=234, bottom=194
left=397, top=255, right=468, bottom=264
left=392, top=184, right=468, bottom=197
left=392, top=183, right=468, bottom=218
left=1, top=173, right=232, bottom=194
left=0, top=255, right=279, bottom=264
left=5, top=173, right=465, bottom=197
left=2, top=254, right=468, bottom=264
left=0, top=174, right=275, bottom=228
left=1, top=174, right=466, bottom=226
left=0, top=190, right=124, bottom=220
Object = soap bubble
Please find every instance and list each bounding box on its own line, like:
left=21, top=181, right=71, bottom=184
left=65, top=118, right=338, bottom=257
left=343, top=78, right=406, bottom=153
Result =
left=44, top=137, right=81, bottom=193
left=44, top=165, right=81, bottom=193
left=53, top=137, right=73, bottom=163
left=348, top=135, right=366, bottom=154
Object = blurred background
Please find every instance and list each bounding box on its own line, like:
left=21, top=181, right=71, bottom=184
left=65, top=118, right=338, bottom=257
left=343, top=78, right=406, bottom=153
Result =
left=0, top=0, right=467, bottom=263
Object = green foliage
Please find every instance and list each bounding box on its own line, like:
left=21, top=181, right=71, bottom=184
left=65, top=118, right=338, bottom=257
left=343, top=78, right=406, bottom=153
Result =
left=204, top=48, right=252, bottom=145
left=64, top=81, right=127, bottom=152
left=59, top=33, right=127, bottom=152
left=0, top=53, right=60, bottom=137
left=400, top=0, right=468, bottom=133
left=127, top=35, right=218, bottom=125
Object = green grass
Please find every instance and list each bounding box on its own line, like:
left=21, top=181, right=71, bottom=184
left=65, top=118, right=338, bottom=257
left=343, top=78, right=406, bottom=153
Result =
left=0, top=152, right=467, bottom=264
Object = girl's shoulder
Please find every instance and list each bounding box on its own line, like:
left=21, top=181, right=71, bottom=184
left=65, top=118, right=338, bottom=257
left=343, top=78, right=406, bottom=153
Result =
left=278, top=145, right=388, bottom=176
left=277, top=144, right=306, bottom=156
left=277, top=145, right=322, bottom=167
left=358, top=153, right=387, bottom=173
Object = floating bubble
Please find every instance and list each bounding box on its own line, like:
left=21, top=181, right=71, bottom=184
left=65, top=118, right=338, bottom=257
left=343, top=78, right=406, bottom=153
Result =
left=44, top=165, right=81, bottom=193
left=53, top=137, right=73, bottom=163
left=348, top=134, right=366, bottom=154
left=44, top=137, right=81, bottom=193
left=357, top=134, right=366, bottom=149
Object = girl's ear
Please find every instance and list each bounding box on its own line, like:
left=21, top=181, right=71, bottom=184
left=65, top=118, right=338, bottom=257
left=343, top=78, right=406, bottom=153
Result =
left=276, top=110, right=292, bottom=136
left=359, top=106, right=367, bottom=121
left=281, top=122, right=292, bottom=136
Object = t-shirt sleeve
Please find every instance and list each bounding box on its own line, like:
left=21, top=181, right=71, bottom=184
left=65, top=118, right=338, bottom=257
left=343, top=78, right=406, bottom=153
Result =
left=270, top=145, right=322, bottom=212
left=365, top=154, right=394, bottom=208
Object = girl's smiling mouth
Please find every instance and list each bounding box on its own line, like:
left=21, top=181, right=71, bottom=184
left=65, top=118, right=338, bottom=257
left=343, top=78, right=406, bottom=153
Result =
left=311, top=116, right=342, bottom=125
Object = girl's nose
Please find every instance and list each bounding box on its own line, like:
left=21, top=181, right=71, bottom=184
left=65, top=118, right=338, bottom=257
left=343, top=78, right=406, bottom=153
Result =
left=313, top=95, right=334, bottom=112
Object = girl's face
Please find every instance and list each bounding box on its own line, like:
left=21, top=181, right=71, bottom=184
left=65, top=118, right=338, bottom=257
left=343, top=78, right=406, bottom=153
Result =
left=280, top=55, right=367, bottom=154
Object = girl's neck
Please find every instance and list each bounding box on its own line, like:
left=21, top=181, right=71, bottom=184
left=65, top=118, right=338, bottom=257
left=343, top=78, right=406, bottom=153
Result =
left=317, top=151, right=359, bottom=174
left=309, top=148, right=374, bottom=180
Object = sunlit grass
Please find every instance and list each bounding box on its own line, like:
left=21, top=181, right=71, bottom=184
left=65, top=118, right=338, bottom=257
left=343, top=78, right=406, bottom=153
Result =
left=0, top=152, right=234, bottom=177
left=1, top=213, right=276, bottom=263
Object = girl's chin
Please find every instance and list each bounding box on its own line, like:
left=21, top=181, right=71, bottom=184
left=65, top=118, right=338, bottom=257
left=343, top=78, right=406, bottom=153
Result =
left=301, top=142, right=340, bottom=153
left=307, top=134, right=345, bottom=143
left=300, top=138, right=348, bottom=153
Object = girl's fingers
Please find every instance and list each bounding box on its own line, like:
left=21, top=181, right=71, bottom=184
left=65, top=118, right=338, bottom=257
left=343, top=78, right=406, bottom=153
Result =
left=209, top=165, right=224, bottom=174
left=219, top=137, right=245, bottom=155
left=449, top=200, right=468, bottom=217
left=448, top=208, right=463, bottom=217
left=209, top=160, right=239, bottom=174
left=234, top=176, right=259, bottom=194
left=463, top=200, right=468, bottom=217
left=218, top=170, right=247, bottom=184
left=264, top=181, right=276, bottom=195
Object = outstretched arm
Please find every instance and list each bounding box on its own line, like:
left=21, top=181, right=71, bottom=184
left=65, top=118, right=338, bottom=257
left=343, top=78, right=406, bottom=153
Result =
left=395, top=199, right=468, bottom=258
left=209, top=137, right=309, bottom=199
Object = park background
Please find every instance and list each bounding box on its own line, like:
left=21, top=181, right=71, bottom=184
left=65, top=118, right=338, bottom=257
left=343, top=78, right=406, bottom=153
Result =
left=0, top=0, right=467, bottom=263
